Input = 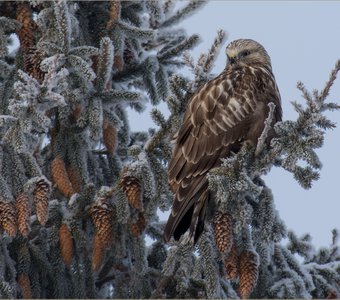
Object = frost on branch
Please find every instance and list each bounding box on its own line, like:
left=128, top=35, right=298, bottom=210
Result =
left=0, top=1, right=207, bottom=297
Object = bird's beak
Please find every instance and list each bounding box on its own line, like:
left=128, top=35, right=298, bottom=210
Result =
left=229, top=56, right=237, bottom=64
left=227, top=52, right=238, bottom=64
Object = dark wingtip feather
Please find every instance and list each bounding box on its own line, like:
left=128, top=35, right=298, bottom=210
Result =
left=164, top=202, right=194, bottom=243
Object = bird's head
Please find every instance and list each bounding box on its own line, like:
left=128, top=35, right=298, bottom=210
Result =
left=226, top=39, right=272, bottom=68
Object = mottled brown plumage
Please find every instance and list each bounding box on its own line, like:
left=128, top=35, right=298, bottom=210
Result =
left=164, top=39, right=282, bottom=243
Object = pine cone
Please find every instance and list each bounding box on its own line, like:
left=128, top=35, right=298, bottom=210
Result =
left=24, top=47, right=46, bottom=82
left=59, top=223, right=74, bottom=266
left=238, top=250, right=259, bottom=299
left=17, top=274, right=32, bottom=299
left=107, top=0, right=121, bottom=29
left=213, top=211, right=233, bottom=253
left=33, top=178, right=50, bottom=225
left=51, top=155, right=75, bottom=197
left=69, top=104, right=82, bottom=124
left=224, top=243, right=239, bottom=280
left=130, top=212, right=146, bottom=237
left=16, top=193, right=30, bottom=236
left=16, top=3, right=36, bottom=52
left=120, top=175, right=143, bottom=211
left=66, top=165, right=81, bottom=193
left=103, top=118, right=117, bottom=155
left=90, top=197, right=114, bottom=248
left=92, top=234, right=105, bottom=271
left=0, top=201, right=17, bottom=236
left=114, top=55, right=124, bottom=72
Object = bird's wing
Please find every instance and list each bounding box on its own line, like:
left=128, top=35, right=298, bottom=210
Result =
left=165, top=68, right=264, bottom=242
left=169, top=69, right=259, bottom=183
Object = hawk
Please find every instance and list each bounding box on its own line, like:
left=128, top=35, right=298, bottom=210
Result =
left=164, top=39, right=282, bottom=243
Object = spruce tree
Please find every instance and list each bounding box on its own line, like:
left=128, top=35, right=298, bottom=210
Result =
left=0, top=1, right=339, bottom=299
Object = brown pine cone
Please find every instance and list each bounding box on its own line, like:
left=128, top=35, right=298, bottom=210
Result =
left=66, top=165, right=81, bottom=193
left=92, top=234, right=105, bottom=271
left=16, top=3, right=36, bottom=52
left=90, top=197, right=114, bottom=248
left=103, top=118, right=117, bottom=155
left=130, top=212, right=146, bottom=237
left=224, top=243, right=239, bottom=280
left=69, top=104, right=82, bottom=124
left=213, top=211, right=233, bottom=254
left=107, top=0, right=121, bottom=29
left=0, top=201, right=17, bottom=236
left=51, top=155, right=75, bottom=197
left=59, top=223, right=74, bottom=266
left=33, top=178, right=50, bottom=225
left=17, top=274, right=32, bottom=299
left=119, top=175, right=143, bottom=211
left=238, top=250, right=259, bottom=299
left=16, top=193, right=30, bottom=236
left=114, top=55, right=124, bottom=72
left=24, top=47, right=46, bottom=82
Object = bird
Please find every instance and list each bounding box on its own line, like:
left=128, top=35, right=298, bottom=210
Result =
left=163, top=39, right=282, bottom=243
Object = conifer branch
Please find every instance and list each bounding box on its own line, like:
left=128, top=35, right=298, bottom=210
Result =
left=255, top=102, right=276, bottom=156
left=160, top=1, right=207, bottom=28
left=0, top=1, right=338, bottom=298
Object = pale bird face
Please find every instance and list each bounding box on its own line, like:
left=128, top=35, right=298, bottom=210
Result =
left=226, top=39, right=272, bottom=68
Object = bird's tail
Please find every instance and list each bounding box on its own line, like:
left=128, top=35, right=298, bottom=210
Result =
left=164, top=175, right=209, bottom=243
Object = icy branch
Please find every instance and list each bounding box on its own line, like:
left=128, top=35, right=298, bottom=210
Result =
left=255, top=102, right=276, bottom=156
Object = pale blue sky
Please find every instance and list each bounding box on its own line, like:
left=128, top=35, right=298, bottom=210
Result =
left=129, top=1, right=340, bottom=247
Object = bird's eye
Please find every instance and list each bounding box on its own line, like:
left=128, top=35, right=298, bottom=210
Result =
left=240, top=50, right=250, bottom=58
